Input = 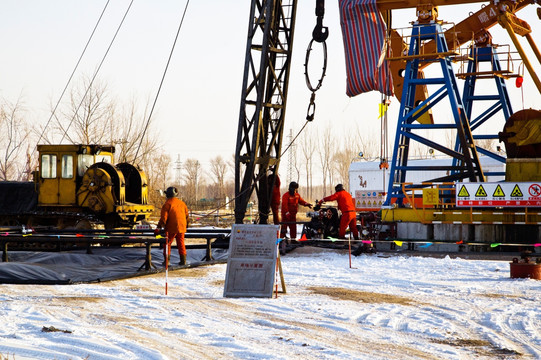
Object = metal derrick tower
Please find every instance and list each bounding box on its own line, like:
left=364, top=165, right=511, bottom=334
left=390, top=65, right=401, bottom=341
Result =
left=234, top=0, right=298, bottom=224
left=385, top=20, right=486, bottom=206
left=452, top=44, right=513, bottom=177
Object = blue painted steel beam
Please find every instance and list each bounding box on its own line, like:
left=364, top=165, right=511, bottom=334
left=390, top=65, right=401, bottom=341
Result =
left=385, top=22, right=485, bottom=206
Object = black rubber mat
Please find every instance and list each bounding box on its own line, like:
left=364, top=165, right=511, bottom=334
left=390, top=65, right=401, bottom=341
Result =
left=0, top=247, right=229, bottom=284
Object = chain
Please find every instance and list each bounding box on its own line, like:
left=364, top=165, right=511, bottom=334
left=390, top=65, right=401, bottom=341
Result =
left=304, top=0, right=328, bottom=122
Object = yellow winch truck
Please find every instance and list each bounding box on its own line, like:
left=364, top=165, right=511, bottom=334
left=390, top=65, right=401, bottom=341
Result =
left=0, top=144, right=153, bottom=229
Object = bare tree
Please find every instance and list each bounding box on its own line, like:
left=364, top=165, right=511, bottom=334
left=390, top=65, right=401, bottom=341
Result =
left=476, top=138, right=496, bottom=153
left=356, top=129, right=379, bottom=161
left=333, top=151, right=352, bottom=191
left=183, top=159, right=203, bottom=206
left=111, top=96, right=160, bottom=168
left=410, top=142, right=431, bottom=159
left=144, top=153, right=172, bottom=208
left=317, top=126, right=335, bottom=195
left=445, top=129, right=456, bottom=150
left=333, top=134, right=363, bottom=191
left=0, top=97, right=31, bottom=181
left=300, top=128, right=317, bottom=199
left=54, top=76, right=115, bottom=144
left=228, top=153, right=237, bottom=182
left=209, top=155, right=228, bottom=202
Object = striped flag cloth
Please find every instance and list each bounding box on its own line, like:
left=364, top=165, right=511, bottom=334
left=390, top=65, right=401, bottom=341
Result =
left=339, top=0, right=393, bottom=97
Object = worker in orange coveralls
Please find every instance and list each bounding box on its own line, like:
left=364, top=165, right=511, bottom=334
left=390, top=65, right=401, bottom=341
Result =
left=269, top=173, right=281, bottom=225
left=318, top=184, right=359, bottom=240
left=280, top=181, right=312, bottom=239
left=155, top=186, right=189, bottom=267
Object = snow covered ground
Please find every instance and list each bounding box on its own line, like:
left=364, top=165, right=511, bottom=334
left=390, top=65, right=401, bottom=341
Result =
left=1, top=247, right=540, bottom=360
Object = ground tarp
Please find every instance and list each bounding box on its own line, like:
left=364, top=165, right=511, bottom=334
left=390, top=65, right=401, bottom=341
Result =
left=0, top=247, right=229, bottom=284
left=0, top=181, right=38, bottom=214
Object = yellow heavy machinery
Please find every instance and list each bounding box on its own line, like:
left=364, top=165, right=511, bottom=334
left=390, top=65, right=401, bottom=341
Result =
left=374, top=0, right=541, bottom=222
left=0, top=144, right=153, bottom=229
left=233, top=0, right=540, bottom=242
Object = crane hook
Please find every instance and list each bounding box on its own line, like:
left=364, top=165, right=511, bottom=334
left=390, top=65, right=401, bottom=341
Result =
left=312, top=0, right=329, bottom=43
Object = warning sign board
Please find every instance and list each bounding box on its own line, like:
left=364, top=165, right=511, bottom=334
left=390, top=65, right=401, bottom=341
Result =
left=457, top=185, right=470, bottom=197
left=528, top=184, right=541, bottom=197
left=511, top=185, right=523, bottom=198
left=224, top=224, right=279, bottom=298
left=475, top=185, right=487, bottom=197
left=492, top=185, right=505, bottom=197
left=456, top=182, right=541, bottom=207
left=355, top=190, right=384, bottom=210
left=423, top=188, right=439, bottom=205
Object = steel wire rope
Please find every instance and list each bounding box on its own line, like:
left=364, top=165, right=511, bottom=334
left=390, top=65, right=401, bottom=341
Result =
left=198, top=18, right=328, bottom=221
left=35, top=0, right=111, bottom=148
left=195, top=4, right=329, bottom=222
left=60, top=0, right=134, bottom=143
left=196, top=120, right=311, bottom=221
left=125, top=0, right=309, bottom=224
left=133, top=0, right=190, bottom=161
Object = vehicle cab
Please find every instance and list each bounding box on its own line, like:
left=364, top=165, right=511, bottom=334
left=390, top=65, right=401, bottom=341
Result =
left=37, top=144, right=115, bottom=207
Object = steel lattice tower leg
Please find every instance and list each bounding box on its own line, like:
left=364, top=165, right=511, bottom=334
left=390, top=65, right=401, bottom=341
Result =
left=385, top=23, right=485, bottom=206
left=234, top=0, right=298, bottom=224
left=452, top=46, right=513, bottom=177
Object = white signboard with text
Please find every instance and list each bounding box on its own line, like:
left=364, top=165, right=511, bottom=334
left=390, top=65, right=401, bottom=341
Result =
left=223, top=224, right=279, bottom=298
left=456, top=182, right=541, bottom=207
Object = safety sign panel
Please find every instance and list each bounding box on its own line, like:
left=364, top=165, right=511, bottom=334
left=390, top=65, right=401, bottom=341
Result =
left=223, top=224, right=279, bottom=298
left=456, top=182, right=541, bottom=207
left=355, top=190, right=384, bottom=210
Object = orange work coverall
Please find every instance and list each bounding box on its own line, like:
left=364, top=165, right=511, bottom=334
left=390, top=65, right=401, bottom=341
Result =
left=322, top=190, right=359, bottom=239
left=157, top=197, right=189, bottom=259
left=270, top=175, right=281, bottom=225
left=280, top=192, right=310, bottom=239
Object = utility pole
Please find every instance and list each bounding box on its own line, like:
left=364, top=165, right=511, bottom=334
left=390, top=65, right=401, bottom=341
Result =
left=195, top=160, right=200, bottom=204
left=287, top=128, right=296, bottom=185
left=175, top=155, right=182, bottom=187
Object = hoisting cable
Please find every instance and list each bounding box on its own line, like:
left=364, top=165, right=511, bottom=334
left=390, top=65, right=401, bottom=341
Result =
left=378, top=9, right=392, bottom=218
left=60, top=0, right=135, bottom=143
left=36, top=0, right=111, bottom=148
left=198, top=120, right=310, bottom=220
left=379, top=9, right=392, bottom=173
left=304, top=0, right=328, bottom=122
left=134, top=0, right=191, bottom=161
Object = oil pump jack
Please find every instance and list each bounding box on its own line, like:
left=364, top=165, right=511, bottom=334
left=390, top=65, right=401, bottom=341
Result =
left=380, top=0, right=541, bottom=205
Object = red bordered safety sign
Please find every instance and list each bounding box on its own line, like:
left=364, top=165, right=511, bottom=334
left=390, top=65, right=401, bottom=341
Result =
left=456, top=182, right=541, bottom=207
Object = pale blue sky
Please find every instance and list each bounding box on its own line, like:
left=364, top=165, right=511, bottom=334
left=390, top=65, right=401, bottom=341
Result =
left=1, top=1, right=540, bottom=171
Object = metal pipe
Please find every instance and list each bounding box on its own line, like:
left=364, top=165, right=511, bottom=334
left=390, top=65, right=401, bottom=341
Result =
left=525, top=32, right=541, bottom=68
left=500, top=14, right=541, bottom=93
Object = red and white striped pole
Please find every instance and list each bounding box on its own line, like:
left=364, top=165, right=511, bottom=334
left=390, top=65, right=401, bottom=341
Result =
left=165, top=237, right=170, bottom=295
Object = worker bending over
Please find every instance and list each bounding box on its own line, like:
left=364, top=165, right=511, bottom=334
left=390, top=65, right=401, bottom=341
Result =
left=319, top=184, right=359, bottom=240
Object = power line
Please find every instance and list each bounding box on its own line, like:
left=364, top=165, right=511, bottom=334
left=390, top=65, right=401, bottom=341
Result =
left=36, top=0, right=111, bottom=148
left=134, top=0, right=191, bottom=160
left=60, top=0, right=135, bottom=143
